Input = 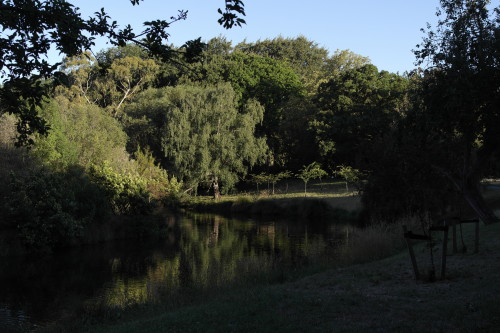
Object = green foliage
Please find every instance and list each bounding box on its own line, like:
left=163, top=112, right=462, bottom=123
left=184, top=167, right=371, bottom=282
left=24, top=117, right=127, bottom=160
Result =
left=225, top=52, right=304, bottom=106
left=335, top=165, right=364, bottom=192
left=6, top=167, right=109, bottom=249
left=88, top=163, right=153, bottom=215
left=108, top=56, right=160, bottom=112
left=125, top=84, right=267, bottom=194
left=236, top=37, right=370, bottom=94
left=181, top=50, right=304, bottom=166
left=183, top=50, right=304, bottom=112
left=0, top=0, right=245, bottom=144
left=248, top=173, right=268, bottom=192
left=249, top=171, right=292, bottom=194
left=313, top=64, right=409, bottom=170
left=134, top=147, right=182, bottom=199
left=34, top=97, right=128, bottom=170
left=96, top=44, right=150, bottom=67
left=296, top=162, right=328, bottom=194
left=179, top=38, right=371, bottom=170
left=59, top=53, right=160, bottom=112
left=57, top=51, right=100, bottom=104
left=223, top=52, right=305, bottom=166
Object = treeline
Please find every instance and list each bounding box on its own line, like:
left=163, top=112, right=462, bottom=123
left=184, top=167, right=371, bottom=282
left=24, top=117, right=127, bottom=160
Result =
left=0, top=36, right=373, bottom=249
left=1, top=0, right=499, bottom=249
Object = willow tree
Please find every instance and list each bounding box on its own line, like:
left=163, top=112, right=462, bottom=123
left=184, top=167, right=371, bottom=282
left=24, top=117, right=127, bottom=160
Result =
left=129, top=84, right=267, bottom=198
left=181, top=51, right=304, bottom=167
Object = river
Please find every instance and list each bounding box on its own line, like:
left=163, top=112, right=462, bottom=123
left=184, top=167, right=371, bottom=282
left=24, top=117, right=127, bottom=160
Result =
left=0, top=213, right=350, bottom=332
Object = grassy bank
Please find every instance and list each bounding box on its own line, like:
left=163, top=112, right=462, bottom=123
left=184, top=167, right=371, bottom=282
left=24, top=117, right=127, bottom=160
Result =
left=181, top=180, right=362, bottom=223
left=0, top=213, right=171, bottom=257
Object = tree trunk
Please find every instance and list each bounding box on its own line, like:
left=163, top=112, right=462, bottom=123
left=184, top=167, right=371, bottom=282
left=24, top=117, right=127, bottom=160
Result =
left=212, top=176, right=221, bottom=200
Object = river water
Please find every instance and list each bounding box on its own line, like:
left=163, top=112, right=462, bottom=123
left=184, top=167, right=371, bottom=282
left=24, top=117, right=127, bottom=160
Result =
left=0, top=213, right=350, bottom=332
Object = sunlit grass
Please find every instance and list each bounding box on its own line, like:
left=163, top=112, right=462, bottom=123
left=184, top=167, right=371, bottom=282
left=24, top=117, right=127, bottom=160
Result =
left=184, top=178, right=362, bottom=219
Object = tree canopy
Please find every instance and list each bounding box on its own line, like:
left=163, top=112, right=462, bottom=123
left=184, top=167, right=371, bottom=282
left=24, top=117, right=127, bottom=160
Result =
left=0, top=0, right=246, bottom=145
left=313, top=64, right=409, bottom=170
left=125, top=84, right=267, bottom=197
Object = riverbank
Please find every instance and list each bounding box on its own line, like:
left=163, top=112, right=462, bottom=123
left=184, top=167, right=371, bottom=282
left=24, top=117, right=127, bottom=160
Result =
left=0, top=213, right=171, bottom=256
left=181, top=192, right=362, bottom=224
left=46, top=215, right=499, bottom=333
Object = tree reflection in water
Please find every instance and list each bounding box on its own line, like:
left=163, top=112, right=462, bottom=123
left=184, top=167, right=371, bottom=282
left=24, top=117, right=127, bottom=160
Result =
left=0, top=213, right=347, bottom=331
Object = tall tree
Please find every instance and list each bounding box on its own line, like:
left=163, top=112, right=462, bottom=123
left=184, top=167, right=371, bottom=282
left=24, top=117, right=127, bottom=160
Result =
left=236, top=36, right=329, bottom=93
left=182, top=51, right=304, bottom=167
left=58, top=51, right=100, bottom=104
left=412, top=0, right=499, bottom=224
left=313, top=64, right=409, bottom=171
left=34, top=96, right=128, bottom=170
left=58, top=52, right=160, bottom=113
left=236, top=36, right=370, bottom=93
left=108, top=56, right=159, bottom=113
left=0, top=0, right=246, bottom=145
left=125, top=84, right=267, bottom=198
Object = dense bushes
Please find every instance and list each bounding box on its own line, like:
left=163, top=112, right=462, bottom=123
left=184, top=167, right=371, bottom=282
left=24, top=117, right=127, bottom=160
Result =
left=88, top=163, right=153, bottom=215
left=5, top=161, right=180, bottom=249
left=7, top=167, right=109, bottom=249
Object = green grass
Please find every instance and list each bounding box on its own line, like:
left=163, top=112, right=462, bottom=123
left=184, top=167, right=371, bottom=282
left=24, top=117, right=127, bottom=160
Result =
left=181, top=180, right=362, bottom=222
left=75, top=221, right=500, bottom=333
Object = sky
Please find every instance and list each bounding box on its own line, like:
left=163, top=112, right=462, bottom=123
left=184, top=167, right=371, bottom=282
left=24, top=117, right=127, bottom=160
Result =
left=60, top=0, right=449, bottom=74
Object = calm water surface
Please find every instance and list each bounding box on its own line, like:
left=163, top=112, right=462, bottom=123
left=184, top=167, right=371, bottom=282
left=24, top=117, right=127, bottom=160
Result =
left=0, top=213, right=350, bottom=332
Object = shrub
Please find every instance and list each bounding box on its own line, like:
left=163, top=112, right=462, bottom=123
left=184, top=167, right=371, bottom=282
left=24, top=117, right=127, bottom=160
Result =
left=88, top=162, right=153, bottom=215
left=134, top=147, right=182, bottom=200
left=7, top=167, right=109, bottom=249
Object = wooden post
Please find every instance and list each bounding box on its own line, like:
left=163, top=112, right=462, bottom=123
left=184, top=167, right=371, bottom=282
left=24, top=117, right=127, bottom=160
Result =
left=403, top=225, right=420, bottom=281
left=460, top=219, right=480, bottom=254
left=430, top=225, right=449, bottom=280
left=452, top=223, right=457, bottom=254
left=441, top=226, right=448, bottom=280
left=474, top=220, right=479, bottom=253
